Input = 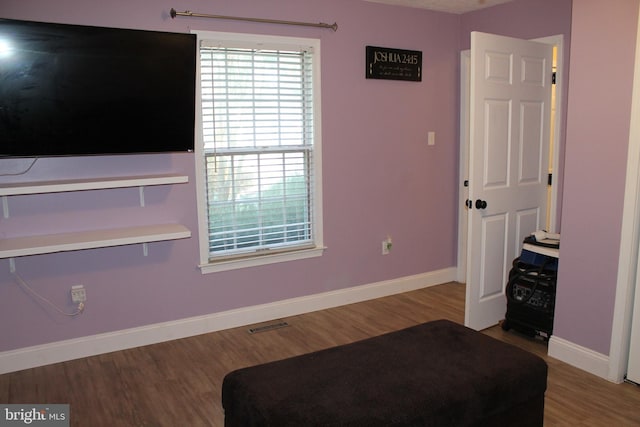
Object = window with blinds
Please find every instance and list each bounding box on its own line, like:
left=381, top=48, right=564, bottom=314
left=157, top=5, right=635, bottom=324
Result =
left=196, top=35, right=322, bottom=267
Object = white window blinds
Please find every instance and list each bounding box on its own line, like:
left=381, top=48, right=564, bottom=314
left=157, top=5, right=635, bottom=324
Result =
left=199, top=43, right=316, bottom=259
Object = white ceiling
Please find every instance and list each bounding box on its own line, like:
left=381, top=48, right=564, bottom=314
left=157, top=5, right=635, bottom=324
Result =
left=363, top=0, right=514, bottom=14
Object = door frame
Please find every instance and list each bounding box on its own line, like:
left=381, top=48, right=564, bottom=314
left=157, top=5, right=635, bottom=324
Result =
left=456, top=50, right=471, bottom=283
left=609, top=7, right=640, bottom=383
left=457, top=34, right=565, bottom=284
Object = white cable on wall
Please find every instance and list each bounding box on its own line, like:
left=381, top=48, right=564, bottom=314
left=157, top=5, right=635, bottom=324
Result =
left=12, top=272, right=85, bottom=317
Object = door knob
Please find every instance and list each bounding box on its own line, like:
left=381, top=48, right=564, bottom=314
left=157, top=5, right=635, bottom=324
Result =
left=465, top=199, right=473, bottom=209
left=475, top=199, right=487, bottom=210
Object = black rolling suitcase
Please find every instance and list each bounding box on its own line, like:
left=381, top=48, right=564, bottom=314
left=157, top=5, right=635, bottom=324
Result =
left=502, top=235, right=559, bottom=340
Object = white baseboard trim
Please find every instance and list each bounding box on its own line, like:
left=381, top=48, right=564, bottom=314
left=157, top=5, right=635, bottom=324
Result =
left=0, top=267, right=456, bottom=374
left=548, top=335, right=611, bottom=380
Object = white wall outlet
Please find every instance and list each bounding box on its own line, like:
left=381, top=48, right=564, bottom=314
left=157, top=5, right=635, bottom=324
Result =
left=428, top=131, right=436, bottom=146
left=382, top=237, right=393, bottom=255
left=70, top=285, right=86, bottom=303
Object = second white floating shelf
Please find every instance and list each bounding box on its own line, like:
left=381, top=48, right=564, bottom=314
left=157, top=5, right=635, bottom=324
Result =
left=0, top=224, right=192, bottom=259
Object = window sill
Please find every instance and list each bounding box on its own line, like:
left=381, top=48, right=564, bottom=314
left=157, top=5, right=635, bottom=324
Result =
left=199, top=245, right=326, bottom=274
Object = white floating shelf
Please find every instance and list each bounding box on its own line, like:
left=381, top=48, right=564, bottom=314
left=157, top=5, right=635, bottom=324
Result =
left=0, top=174, right=189, bottom=196
left=0, top=224, right=191, bottom=259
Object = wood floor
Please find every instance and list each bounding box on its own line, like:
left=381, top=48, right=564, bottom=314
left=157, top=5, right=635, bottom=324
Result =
left=1, top=282, right=639, bottom=426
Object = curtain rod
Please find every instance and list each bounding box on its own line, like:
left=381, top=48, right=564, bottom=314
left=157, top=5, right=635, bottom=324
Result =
left=170, top=8, right=338, bottom=32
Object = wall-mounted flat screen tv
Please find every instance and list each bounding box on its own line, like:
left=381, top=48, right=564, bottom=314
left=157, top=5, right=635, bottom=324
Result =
left=0, top=18, right=196, bottom=157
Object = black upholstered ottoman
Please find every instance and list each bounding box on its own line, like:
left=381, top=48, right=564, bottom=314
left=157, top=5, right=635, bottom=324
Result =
left=222, top=319, right=547, bottom=426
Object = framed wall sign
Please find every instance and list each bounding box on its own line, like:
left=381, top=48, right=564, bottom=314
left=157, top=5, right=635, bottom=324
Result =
left=366, top=45, right=422, bottom=82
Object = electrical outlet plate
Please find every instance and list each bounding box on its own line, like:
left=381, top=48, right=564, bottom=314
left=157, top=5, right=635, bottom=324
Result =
left=382, top=238, right=392, bottom=255
left=70, top=285, right=86, bottom=303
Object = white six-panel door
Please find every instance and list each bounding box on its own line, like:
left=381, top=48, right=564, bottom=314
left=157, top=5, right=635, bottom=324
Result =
left=465, top=32, right=553, bottom=331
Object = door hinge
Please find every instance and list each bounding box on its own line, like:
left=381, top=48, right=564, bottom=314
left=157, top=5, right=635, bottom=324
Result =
left=464, top=180, right=469, bottom=187
left=548, top=173, right=553, bottom=186
left=552, top=71, right=556, bottom=85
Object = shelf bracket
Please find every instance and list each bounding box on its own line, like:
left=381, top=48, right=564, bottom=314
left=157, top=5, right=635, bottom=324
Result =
left=2, top=196, right=9, bottom=219
left=9, top=258, right=16, bottom=273
left=142, top=243, right=149, bottom=257
left=139, top=186, right=146, bottom=207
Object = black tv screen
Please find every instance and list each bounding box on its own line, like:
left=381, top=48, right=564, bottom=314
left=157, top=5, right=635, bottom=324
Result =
left=0, top=19, right=196, bottom=157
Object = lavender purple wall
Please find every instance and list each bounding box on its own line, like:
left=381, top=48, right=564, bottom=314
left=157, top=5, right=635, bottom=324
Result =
left=459, top=0, right=573, bottom=48
left=554, top=0, right=639, bottom=355
left=3, top=0, right=631, bottom=362
left=0, top=0, right=461, bottom=351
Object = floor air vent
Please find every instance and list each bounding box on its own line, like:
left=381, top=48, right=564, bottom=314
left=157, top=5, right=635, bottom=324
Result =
left=248, top=321, right=290, bottom=334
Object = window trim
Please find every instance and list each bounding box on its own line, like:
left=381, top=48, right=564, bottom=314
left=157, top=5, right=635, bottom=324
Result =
left=192, top=30, right=324, bottom=274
